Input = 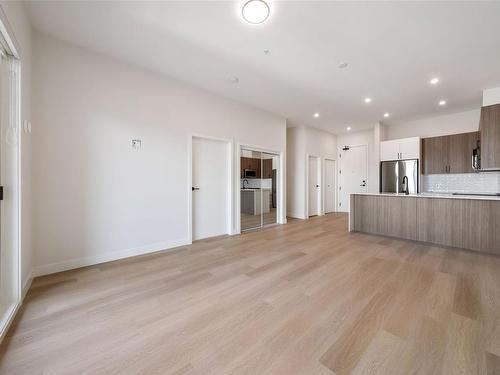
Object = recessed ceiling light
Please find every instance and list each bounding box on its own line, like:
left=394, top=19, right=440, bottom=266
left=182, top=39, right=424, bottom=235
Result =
left=364, top=97, right=372, bottom=103
left=229, top=76, right=239, bottom=83
left=346, top=126, right=351, bottom=131
left=338, top=62, right=348, bottom=69
left=242, top=0, right=270, bottom=24
left=439, top=100, right=446, bottom=106
left=384, top=113, right=390, bottom=118
left=430, top=77, right=439, bottom=85
left=313, top=113, right=320, bottom=118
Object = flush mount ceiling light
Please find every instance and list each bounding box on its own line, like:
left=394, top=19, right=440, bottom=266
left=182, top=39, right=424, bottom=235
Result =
left=430, top=77, right=439, bottom=85
left=313, top=113, right=320, bottom=118
left=439, top=100, right=446, bottom=106
left=242, top=0, right=270, bottom=24
left=346, top=126, right=351, bottom=131
left=364, top=97, right=372, bottom=103
left=384, top=113, right=390, bottom=118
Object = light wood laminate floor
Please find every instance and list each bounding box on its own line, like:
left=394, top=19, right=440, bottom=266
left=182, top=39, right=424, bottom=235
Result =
left=1, top=214, right=500, bottom=374
left=241, top=208, right=277, bottom=230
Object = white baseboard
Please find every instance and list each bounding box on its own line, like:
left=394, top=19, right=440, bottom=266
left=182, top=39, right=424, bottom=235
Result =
left=33, top=239, right=190, bottom=277
left=286, top=211, right=306, bottom=220
left=0, top=269, right=34, bottom=343
left=21, top=269, right=33, bottom=299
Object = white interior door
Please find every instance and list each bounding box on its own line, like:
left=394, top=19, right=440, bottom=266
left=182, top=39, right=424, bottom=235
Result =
left=324, top=159, right=336, bottom=213
left=192, top=137, right=229, bottom=240
left=308, top=156, right=320, bottom=217
left=339, top=145, right=367, bottom=212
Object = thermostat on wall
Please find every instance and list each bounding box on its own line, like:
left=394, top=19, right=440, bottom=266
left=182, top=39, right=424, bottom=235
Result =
left=132, top=139, right=142, bottom=150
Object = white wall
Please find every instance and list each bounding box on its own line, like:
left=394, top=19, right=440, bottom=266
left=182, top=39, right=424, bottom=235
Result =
left=32, top=34, right=286, bottom=275
left=0, top=3, right=33, bottom=294
left=305, top=126, right=338, bottom=215
left=337, top=129, right=377, bottom=193
left=304, top=126, right=337, bottom=160
left=373, top=123, right=385, bottom=192
left=286, top=125, right=337, bottom=219
left=286, top=126, right=305, bottom=219
left=483, top=87, right=500, bottom=106
left=384, top=109, right=480, bottom=140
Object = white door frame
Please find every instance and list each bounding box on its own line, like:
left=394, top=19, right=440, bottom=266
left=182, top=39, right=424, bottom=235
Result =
left=339, top=144, right=368, bottom=211
left=236, top=143, right=285, bottom=234
left=323, top=158, right=337, bottom=213
left=188, top=134, right=234, bottom=243
left=306, top=154, right=322, bottom=218
left=0, top=9, right=22, bottom=342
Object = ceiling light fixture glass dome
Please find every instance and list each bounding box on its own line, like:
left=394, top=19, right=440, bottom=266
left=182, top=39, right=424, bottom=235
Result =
left=242, top=0, right=270, bottom=24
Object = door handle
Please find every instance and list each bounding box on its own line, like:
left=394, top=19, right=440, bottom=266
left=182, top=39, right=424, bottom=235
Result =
left=192, top=187, right=200, bottom=191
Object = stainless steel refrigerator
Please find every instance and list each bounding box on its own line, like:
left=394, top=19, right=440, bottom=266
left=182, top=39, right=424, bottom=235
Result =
left=380, top=159, right=419, bottom=194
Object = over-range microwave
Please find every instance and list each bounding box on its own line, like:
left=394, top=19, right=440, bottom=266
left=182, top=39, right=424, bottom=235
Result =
left=244, top=169, right=257, bottom=178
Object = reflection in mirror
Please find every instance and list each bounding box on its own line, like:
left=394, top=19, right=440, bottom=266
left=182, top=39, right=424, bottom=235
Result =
left=262, top=152, right=278, bottom=226
left=240, top=149, right=262, bottom=231
left=240, top=148, right=279, bottom=231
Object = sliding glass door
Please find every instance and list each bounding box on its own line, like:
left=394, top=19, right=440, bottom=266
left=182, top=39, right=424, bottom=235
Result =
left=240, top=148, right=279, bottom=231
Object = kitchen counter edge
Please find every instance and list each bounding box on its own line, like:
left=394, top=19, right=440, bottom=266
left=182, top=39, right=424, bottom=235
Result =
left=350, top=192, right=500, bottom=201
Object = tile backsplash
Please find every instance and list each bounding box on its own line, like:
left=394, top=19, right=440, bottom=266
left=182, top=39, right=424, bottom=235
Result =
left=422, top=172, right=500, bottom=194
left=241, top=178, right=272, bottom=189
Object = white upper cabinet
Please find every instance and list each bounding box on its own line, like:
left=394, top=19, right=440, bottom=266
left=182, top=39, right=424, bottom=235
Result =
left=398, top=137, right=420, bottom=159
left=380, top=139, right=400, bottom=161
left=380, top=137, right=420, bottom=161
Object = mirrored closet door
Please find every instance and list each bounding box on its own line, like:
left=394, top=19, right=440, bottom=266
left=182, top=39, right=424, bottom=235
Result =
left=240, top=148, right=279, bottom=231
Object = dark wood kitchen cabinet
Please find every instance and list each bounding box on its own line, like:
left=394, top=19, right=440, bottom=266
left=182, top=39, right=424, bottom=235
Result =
left=421, top=131, right=479, bottom=174
left=480, top=103, right=500, bottom=170
left=240, top=157, right=261, bottom=178
left=351, top=194, right=500, bottom=256
left=262, top=159, right=273, bottom=178
left=448, top=132, right=480, bottom=173
left=422, top=135, right=448, bottom=174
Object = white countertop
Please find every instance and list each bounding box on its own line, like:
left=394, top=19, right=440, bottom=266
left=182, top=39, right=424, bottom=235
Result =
left=351, top=192, right=500, bottom=201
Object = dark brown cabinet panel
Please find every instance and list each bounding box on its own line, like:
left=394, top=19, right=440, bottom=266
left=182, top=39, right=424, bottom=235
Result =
left=262, top=159, right=273, bottom=178
left=416, top=198, right=464, bottom=248
left=240, top=157, right=262, bottom=178
left=422, top=136, right=449, bottom=174
left=351, top=194, right=500, bottom=256
left=353, top=195, right=417, bottom=240
left=422, top=131, right=479, bottom=174
left=448, top=132, right=480, bottom=173
left=416, top=198, right=500, bottom=255
left=480, top=104, right=500, bottom=170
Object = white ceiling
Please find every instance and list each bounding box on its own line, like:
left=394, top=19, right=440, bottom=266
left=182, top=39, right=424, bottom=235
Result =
left=26, top=1, right=500, bottom=134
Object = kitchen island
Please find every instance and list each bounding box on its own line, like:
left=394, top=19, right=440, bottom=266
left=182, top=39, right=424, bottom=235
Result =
left=241, top=188, right=271, bottom=215
left=349, top=192, right=500, bottom=255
